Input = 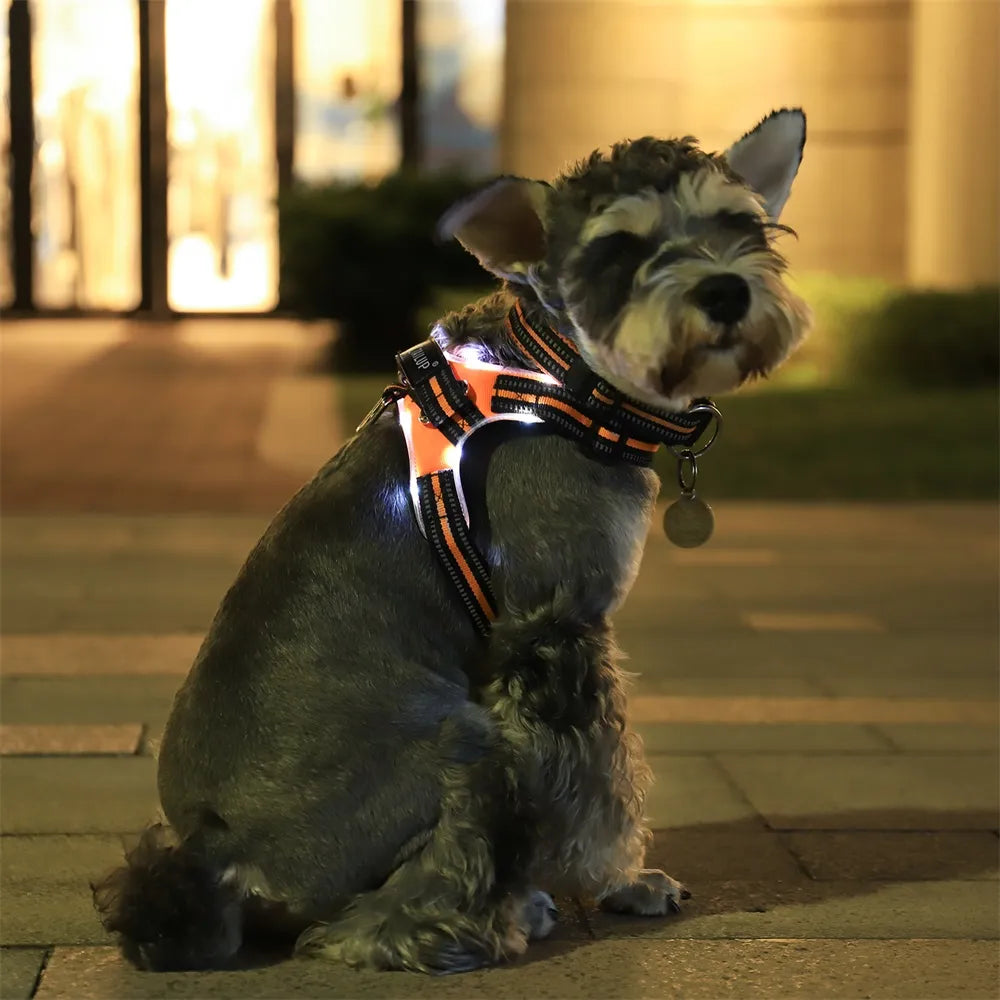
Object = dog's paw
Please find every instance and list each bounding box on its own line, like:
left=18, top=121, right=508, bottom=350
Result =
left=599, top=869, right=690, bottom=917
left=523, top=889, right=559, bottom=940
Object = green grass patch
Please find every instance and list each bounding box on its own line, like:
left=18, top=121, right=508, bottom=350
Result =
left=338, top=377, right=998, bottom=500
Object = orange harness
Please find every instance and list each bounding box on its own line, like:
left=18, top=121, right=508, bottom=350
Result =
left=362, top=303, right=717, bottom=635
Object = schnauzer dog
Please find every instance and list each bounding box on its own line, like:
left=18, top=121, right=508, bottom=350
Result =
left=93, top=108, right=810, bottom=973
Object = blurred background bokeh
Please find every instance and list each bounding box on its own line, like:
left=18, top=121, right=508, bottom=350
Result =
left=0, top=0, right=997, bottom=506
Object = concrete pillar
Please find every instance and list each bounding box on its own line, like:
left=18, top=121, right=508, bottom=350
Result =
left=907, top=0, right=1000, bottom=288
left=502, top=0, right=912, bottom=280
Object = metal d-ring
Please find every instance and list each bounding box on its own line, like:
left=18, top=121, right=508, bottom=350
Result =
left=671, top=401, right=722, bottom=459
left=676, top=449, right=698, bottom=494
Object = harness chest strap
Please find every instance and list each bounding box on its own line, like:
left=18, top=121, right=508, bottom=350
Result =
left=390, top=306, right=716, bottom=637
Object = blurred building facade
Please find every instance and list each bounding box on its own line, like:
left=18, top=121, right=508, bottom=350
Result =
left=503, top=0, right=998, bottom=287
left=1, top=0, right=996, bottom=315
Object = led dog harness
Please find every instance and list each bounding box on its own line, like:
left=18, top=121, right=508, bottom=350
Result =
left=360, top=302, right=719, bottom=636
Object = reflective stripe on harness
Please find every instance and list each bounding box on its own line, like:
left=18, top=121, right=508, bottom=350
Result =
left=387, top=305, right=718, bottom=637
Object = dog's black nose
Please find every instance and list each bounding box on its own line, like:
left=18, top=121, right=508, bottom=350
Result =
left=692, top=274, right=750, bottom=325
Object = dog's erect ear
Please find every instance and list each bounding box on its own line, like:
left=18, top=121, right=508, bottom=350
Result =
left=724, top=108, right=806, bottom=220
left=438, top=178, right=550, bottom=281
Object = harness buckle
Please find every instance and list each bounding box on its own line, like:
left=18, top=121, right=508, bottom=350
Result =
left=396, top=341, right=448, bottom=390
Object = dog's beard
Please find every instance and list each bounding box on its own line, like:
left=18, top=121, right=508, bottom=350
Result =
left=572, top=252, right=811, bottom=411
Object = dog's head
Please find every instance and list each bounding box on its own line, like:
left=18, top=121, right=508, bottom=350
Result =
left=441, top=109, right=812, bottom=410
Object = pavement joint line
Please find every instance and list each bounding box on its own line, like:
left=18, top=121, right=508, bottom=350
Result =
left=860, top=723, right=899, bottom=751
left=629, top=695, right=999, bottom=724
left=701, top=754, right=768, bottom=829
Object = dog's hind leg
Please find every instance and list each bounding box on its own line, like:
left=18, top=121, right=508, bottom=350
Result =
left=296, top=748, right=539, bottom=973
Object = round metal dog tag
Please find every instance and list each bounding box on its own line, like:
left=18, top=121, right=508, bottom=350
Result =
left=663, top=494, right=715, bottom=548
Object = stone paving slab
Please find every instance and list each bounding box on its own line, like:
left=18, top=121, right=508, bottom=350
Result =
left=644, top=502, right=998, bottom=548
left=33, top=939, right=1000, bottom=999
left=0, top=947, right=47, bottom=1000
left=638, top=722, right=891, bottom=753
left=1, top=836, right=125, bottom=946
left=0, top=677, right=181, bottom=728
left=743, top=612, right=884, bottom=633
left=644, top=821, right=803, bottom=883
left=642, top=756, right=759, bottom=829
left=1, top=323, right=314, bottom=514
left=626, top=676, right=829, bottom=696
left=716, top=753, right=1000, bottom=830
left=817, top=674, right=1000, bottom=698
left=632, top=696, right=997, bottom=724
left=585, top=879, right=1000, bottom=940
left=0, top=724, right=142, bottom=756
left=781, top=831, right=1000, bottom=881
left=690, top=560, right=998, bottom=596
left=0, top=551, right=242, bottom=634
left=0, top=516, right=267, bottom=559
left=617, top=629, right=1000, bottom=679
left=0, top=634, right=201, bottom=676
left=615, top=594, right=748, bottom=631
left=0, top=758, right=157, bottom=834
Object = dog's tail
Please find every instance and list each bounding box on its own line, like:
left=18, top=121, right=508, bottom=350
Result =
left=91, top=823, right=242, bottom=971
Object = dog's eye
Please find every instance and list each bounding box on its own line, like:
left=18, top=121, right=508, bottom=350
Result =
left=648, top=246, right=689, bottom=270
left=715, top=211, right=768, bottom=244
left=575, top=231, right=655, bottom=320
left=577, top=231, right=654, bottom=278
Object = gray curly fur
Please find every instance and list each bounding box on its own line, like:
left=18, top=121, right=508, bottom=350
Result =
left=93, top=119, right=808, bottom=973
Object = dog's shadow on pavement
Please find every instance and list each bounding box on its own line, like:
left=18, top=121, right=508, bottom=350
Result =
left=221, top=805, right=998, bottom=972
left=572, top=807, right=999, bottom=943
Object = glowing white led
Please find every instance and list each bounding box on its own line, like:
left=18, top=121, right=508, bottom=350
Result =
left=443, top=351, right=560, bottom=386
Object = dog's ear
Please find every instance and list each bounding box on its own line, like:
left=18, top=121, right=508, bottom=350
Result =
left=724, top=108, right=806, bottom=220
left=438, top=178, right=551, bottom=281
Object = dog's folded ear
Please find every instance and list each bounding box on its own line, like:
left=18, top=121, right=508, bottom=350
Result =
left=724, top=108, right=806, bottom=220
left=437, top=177, right=551, bottom=281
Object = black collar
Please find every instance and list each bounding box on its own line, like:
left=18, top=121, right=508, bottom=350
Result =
left=500, top=301, right=719, bottom=466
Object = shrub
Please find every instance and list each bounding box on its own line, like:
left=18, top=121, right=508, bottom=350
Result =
left=848, top=286, right=999, bottom=389
left=781, top=277, right=998, bottom=390
left=278, top=171, right=488, bottom=371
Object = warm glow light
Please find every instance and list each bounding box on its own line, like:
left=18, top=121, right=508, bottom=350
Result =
left=292, top=0, right=401, bottom=182
left=0, top=0, right=8, bottom=307
left=31, top=0, right=140, bottom=308
left=165, top=0, right=277, bottom=310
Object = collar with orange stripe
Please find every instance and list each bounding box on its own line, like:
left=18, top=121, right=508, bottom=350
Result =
left=361, top=302, right=718, bottom=636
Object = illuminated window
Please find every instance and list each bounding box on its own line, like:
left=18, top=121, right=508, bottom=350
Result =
left=0, top=0, right=11, bottom=307
left=420, top=0, right=504, bottom=174
left=292, top=0, right=504, bottom=182
left=165, top=0, right=278, bottom=311
left=293, top=0, right=401, bottom=183
left=4, top=0, right=506, bottom=314
left=30, top=0, right=140, bottom=309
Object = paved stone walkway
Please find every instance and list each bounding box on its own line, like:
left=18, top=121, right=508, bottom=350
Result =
left=1, top=322, right=997, bottom=998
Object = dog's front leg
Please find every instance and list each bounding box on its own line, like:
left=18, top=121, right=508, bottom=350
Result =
left=481, top=600, right=687, bottom=917
left=482, top=435, right=687, bottom=916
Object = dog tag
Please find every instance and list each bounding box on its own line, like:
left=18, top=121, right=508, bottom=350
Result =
left=663, top=493, right=714, bottom=548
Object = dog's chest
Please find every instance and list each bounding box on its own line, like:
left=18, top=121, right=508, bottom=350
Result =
left=483, top=437, right=659, bottom=613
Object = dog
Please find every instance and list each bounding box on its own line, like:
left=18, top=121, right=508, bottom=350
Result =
left=92, top=108, right=810, bottom=973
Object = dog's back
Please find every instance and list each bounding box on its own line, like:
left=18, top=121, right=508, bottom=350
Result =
left=94, top=416, right=486, bottom=967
